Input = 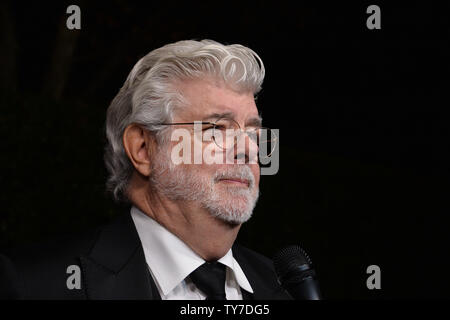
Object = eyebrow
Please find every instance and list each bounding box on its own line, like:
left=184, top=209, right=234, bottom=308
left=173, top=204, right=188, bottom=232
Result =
left=246, top=116, right=263, bottom=127
left=201, top=112, right=235, bottom=121
left=201, top=111, right=263, bottom=127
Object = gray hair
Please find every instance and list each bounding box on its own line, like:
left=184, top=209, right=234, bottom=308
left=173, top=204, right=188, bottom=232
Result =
left=104, top=39, right=265, bottom=202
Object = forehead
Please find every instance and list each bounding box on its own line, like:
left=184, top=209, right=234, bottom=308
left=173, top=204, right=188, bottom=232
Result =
left=174, top=78, right=259, bottom=121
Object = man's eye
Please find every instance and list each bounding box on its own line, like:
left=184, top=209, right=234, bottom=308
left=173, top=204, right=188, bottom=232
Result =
left=202, top=126, right=214, bottom=131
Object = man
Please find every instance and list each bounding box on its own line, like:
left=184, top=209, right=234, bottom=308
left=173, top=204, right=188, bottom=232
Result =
left=0, top=39, right=288, bottom=300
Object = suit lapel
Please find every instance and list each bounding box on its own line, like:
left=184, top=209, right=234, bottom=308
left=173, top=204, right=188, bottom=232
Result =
left=233, top=244, right=290, bottom=300
left=79, top=207, right=156, bottom=299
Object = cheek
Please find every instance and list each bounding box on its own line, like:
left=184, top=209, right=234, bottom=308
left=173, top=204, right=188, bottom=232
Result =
left=196, top=164, right=217, bottom=178
left=250, top=164, right=260, bottom=186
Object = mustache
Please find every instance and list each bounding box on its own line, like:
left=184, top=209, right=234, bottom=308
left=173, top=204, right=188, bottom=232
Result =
left=213, top=166, right=255, bottom=188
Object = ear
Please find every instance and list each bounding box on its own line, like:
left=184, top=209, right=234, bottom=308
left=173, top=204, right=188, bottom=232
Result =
left=122, top=124, right=156, bottom=177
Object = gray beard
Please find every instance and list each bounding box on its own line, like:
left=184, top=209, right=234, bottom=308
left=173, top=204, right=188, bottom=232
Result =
left=149, top=149, right=259, bottom=225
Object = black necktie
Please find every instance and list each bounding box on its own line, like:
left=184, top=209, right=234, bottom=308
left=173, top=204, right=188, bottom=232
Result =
left=189, top=261, right=227, bottom=300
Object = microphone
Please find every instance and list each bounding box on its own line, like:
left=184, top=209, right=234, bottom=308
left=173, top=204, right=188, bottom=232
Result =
left=273, top=245, right=322, bottom=300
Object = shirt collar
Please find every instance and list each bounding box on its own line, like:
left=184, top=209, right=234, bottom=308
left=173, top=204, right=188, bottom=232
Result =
left=130, top=206, right=253, bottom=295
left=217, top=249, right=254, bottom=294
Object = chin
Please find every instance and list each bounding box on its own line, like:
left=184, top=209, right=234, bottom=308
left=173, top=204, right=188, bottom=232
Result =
left=214, top=210, right=253, bottom=226
left=205, top=196, right=256, bottom=225
left=199, top=182, right=259, bottom=225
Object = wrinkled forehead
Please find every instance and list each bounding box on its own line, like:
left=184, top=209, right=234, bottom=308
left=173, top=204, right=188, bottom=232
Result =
left=173, top=78, right=261, bottom=124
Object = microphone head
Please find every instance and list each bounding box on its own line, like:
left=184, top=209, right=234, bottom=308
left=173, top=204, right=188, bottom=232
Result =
left=273, top=245, right=313, bottom=279
left=273, top=245, right=323, bottom=300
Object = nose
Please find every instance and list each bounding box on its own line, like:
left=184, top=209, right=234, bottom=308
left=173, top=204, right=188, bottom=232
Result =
left=230, top=130, right=259, bottom=164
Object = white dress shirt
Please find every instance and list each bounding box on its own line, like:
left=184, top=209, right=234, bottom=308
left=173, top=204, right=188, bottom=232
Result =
left=130, top=206, right=254, bottom=300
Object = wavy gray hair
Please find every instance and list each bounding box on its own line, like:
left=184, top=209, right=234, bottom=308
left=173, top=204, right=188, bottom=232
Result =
left=104, top=39, right=265, bottom=202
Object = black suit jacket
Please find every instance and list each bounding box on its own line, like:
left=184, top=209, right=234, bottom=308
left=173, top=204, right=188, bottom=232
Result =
left=0, top=207, right=291, bottom=300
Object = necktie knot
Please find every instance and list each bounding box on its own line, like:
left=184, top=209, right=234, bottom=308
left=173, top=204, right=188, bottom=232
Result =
left=189, top=261, right=227, bottom=300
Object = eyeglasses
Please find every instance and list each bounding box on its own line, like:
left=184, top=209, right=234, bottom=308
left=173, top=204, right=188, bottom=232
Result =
left=157, top=117, right=278, bottom=158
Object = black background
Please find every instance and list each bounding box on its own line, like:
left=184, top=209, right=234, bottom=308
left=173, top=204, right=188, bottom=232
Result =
left=1, top=1, right=449, bottom=299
